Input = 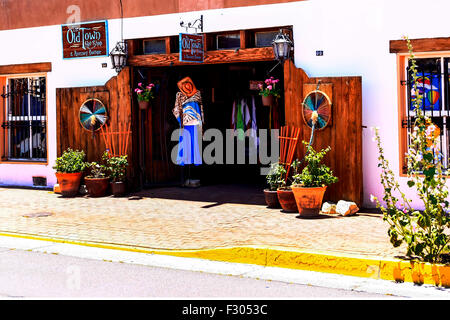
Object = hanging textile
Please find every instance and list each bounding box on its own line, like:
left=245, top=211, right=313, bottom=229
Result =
left=173, top=91, right=204, bottom=126
left=176, top=124, right=202, bottom=166
left=250, top=95, right=258, bottom=149
left=172, top=80, right=204, bottom=166
left=230, top=98, right=251, bottom=141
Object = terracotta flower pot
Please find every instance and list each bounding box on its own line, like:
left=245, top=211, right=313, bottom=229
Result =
left=263, top=189, right=281, bottom=208
left=55, top=172, right=83, bottom=197
left=111, top=181, right=126, bottom=197
left=277, top=188, right=298, bottom=213
left=291, top=185, right=327, bottom=218
left=138, top=100, right=150, bottom=110
left=261, top=95, right=274, bottom=107
left=85, top=177, right=110, bottom=197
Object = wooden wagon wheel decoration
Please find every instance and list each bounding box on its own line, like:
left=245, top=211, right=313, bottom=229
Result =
left=301, top=90, right=332, bottom=130
left=79, top=98, right=108, bottom=132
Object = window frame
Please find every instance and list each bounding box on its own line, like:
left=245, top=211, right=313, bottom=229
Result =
left=397, top=51, right=450, bottom=176
left=1, top=72, right=48, bottom=164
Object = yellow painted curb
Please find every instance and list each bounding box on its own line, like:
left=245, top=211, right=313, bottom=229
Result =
left=1, top=231, right=449, bottom=287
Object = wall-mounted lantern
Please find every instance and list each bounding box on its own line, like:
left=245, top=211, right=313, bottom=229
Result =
left=272, top=29, right=293, bottom=62
left=110, top=41, right=127, bottom=73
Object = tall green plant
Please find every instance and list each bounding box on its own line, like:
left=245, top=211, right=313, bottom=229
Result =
left=103, top=151, right=128, bottom=182
left=292, top=142, right=338, bottom=187
left=372, top=37, right=450, bottom=263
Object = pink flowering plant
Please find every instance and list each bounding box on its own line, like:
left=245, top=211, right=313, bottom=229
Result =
left=134, top=82, right=156, bottom=102
left=258, top=77, right=281, bottom=98
left=371, top=37, right=450, bottom=264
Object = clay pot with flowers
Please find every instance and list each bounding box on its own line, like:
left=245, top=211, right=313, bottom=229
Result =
left=291, top=142, right=338, bottom=218
left=135, top=82, right=156, bottom=110
left=258, top=77, right=281, bottom=107
left=103, top=151, right=129, bottom=197
left=84, top=161, right=110, bottom=197
left=276, top=160, right=299, bottom=213
left=264, top=162, right=286, bottom=208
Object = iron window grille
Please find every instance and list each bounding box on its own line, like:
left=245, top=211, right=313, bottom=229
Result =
left=1, top=76, right=47, bottom=161
left=402, top=57, right=450, bottom=172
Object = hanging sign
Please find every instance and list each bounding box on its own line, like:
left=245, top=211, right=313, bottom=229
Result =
left=179, top=33, right=205, bottom=63
left=249, top=80, right=264, bottom=91
left=62, top=20, right=109, bottom=59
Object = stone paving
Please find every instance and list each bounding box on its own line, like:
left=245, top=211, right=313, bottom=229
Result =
left=0, top=185, right=406, bottom=258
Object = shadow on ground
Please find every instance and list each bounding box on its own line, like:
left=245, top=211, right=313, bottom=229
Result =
left=131, top=184, right=267, bottom=206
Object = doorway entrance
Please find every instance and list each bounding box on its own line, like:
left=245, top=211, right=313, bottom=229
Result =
left=134, top=60, right=284, bottom=188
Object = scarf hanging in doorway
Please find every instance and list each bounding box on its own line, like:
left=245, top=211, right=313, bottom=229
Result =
left=230, top=98, right=251, bottom=141
left=172, top=90, right=204, bottom=166
left=173, top=91, right=204, bottom=126
left=230, top=97, right=259, bottom=150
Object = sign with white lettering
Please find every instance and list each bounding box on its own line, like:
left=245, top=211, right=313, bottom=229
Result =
left=179, top=33, right=204, bottom=63
left=62, top=20, right=109, bottom=59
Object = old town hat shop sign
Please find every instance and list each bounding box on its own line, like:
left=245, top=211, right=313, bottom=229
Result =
left=61, top=20, right=109, bottom=59
left=179, top=15, right=204, bottom=63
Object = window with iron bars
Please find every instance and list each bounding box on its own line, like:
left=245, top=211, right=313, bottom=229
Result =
left=403, top=57, right=450, bottom=172
left=1, top=76, right=47, bottom=161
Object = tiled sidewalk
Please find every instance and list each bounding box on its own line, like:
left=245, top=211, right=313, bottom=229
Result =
left=0, top=185, right=405, bottom=258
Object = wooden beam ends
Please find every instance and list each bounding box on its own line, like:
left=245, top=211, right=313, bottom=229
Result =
left=390, top=37, right=450, bottom=54
left=0, top=62, right=52, bottom=75
left=128, top=47, right=274, bottom=67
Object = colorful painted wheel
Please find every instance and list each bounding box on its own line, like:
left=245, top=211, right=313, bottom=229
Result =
left=79, top=98, right=108, bottom=131
left=302, top=90, right=332, bottom=130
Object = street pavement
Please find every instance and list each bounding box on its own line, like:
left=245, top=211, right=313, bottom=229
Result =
left=0, top=236, right=447, bottom=298
left=0, top=185, right=406, bottom=258
left=0, top=245, right=387, bottom=298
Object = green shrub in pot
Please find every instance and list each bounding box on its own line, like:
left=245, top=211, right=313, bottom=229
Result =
left=84, top=161, right=110, bottom=197
left=291, top=142, right=338, bottom=217
left=53, top=148, right=87, bottom=174
left=264, top=162, right=286, bottom=208
left=53, top=148, right=87, bottom=197
left=103, top=151, right=128, bottom=196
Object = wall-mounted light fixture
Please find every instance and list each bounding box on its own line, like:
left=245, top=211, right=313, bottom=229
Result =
left=267, top=29, right=294, bottom=75
left=110, top=0, right=127, bottom=73
left=110, top=41, right=127, bottom=73
left=272, top=29, right=293, bottom=62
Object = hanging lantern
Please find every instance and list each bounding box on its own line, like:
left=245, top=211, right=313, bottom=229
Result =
left=110, top=41, right=127, bottom=73
left=272, top=29, right=293, bottom=62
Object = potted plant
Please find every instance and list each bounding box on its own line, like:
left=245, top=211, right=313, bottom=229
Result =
left=53, top=148, right=87, bottom=197
left=264, top=162, right=286, bottom=208
left=135, top=82, right=156, bottom=110
left=103, top=151, right=128, bottom=197
left=258, top=77, right=281, bottom=106
left=291, top=142, right=338, bottom=218
left=84, top=161, right=110, bottom=197
left=276, top=160, right=300, bottom=213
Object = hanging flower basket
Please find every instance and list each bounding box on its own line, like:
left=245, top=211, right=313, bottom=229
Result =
left=138, top=100, right=150, bottom=110
left=135, top=82, right=156, bottom=110
left=258, top=77, right=280, bottom=107
left=261, top=95, right=274, bottom=107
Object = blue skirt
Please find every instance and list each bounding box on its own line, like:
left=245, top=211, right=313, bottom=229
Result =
left=176, top=125, right=202, bottom=166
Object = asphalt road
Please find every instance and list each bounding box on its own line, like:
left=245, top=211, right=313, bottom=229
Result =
left=0, top=246, right=386, bottom=298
